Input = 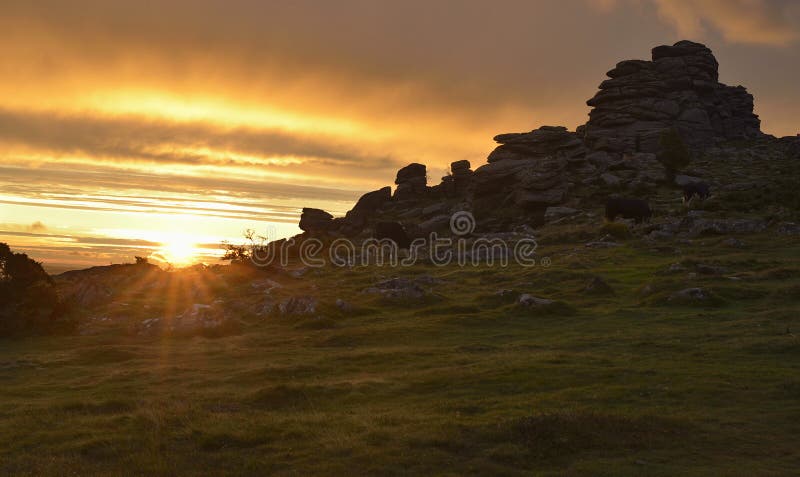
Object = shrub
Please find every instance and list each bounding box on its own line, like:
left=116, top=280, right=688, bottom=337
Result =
left=0, top=243, right=70, bottom=336
left=600, top=222, right=632, bottom=240
left=658, top=127, right=691, bottom=172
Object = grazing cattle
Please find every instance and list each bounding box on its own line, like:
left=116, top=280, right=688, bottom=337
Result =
left=374, top=221, right=412, bottom=249
left=682, top=181, right=711, bottom=203
left=605, top=197, right=652, bottom=224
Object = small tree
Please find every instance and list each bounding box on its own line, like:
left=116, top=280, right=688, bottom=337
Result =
left=658, top=127, right=692, bottom=172
left=134, top=256, right=149, bottom=265
left=221, top=229, right=270, bottom=263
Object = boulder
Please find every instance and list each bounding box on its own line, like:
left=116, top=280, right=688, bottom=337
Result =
left=278, top=296, right=318, bottom=316
left=544, top=206, right=579, bottom=221
left=394, top=163, right=427, bottom=200
left=363, top=277, right=427, bottom=300
left=299, top=208, right=333, bottom=233
left=518, top=294, right=554, bottom=307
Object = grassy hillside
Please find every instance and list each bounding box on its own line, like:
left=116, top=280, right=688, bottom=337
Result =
left=2, top=221, right=800, bottom=475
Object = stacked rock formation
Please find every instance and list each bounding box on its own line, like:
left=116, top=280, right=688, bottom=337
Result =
left=293, top=40, right=777, bottom=238
left=581, top=40, right=761, bottom=154
left=444, top=160, right=473, bottom=196
left=298, top=208, right=333, bottom=233
left=394, top=163, right=427, bottom=200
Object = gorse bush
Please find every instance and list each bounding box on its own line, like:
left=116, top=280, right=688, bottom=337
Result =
left=0, top=243, right=70, bottom=336
left=658, top=127, right=691, bottom=172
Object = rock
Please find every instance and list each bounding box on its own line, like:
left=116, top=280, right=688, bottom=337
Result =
left=345, top=186, right=392, bottom=224
left=600, top=173, right=621, bottom=188
left=674, top=174, right=703, bottom=187
left=394, top=163, right=427, bottom=200
left=777, top=222, right=800, bottom=236
left=518, top=294, right=554, bottom=307
left=514, top=187, right=567, bottom=208
left=147, top=302, right=238, bottom=337
left=250, top=278, right=282, bottom=291
left=585, top=240, right=621, bottom=248
left=668, top=287, right=712, bottom=303
left=584, top=40, right=761, bottom=154
left=721, top=237, right=746, bottom=248
left=695, top=264, right=728, bottom=275
left=622, top=152, right=667, bottom=183
left=544, top=206, right=579, bottom=221
left=421, top=202, right=448, bottom=217
left=289, top=266, right=310, bottom=278
left=278, top=296, right=318, bottom=316
left=490, top=126, right=587, bottom=163
left=688, top=218, right=767, bottom=237
left=363, top=277, right=429, bottom=300
left=416, top=214, right=451, bottom=235
left=451, top=160, right=471, bottom=173
left=662, top=263, right=687, bottom=274
left=299, top=208, right=333, bottom=233
left=335, top=298, right=354, bottom=313
left=70, top=279, right=113, bottom=307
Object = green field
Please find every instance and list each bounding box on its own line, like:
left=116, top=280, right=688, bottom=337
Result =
left=2, top=225, right=799, bottom=476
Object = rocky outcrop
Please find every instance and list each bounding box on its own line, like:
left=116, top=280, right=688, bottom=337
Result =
left=582, top=40, right=761, bottom=154
left=447, top=160, right=473, bottom=196
left=291, top=40, right=782, bottom=238
left=394, top=163, right=427, bottom=200
left=299, top=208, right=333, bottom=233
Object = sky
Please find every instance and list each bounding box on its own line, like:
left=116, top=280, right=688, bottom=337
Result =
left=1, top=0, right=798, bottom=272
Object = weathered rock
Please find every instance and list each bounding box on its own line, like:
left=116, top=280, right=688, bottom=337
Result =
left=585, top=40, right=762, bottom=154
left=518, top=294, right=554, bottom=307
left=346, top=187, right=391, bottom=221
left=363, top=277, right=427, bottom=300
left=416, top=214, right=451, bottom=235
left=777, top=222, right=800, bottom=236
left=394, top=163, right=427, bottom=200
left=674, top=174, right=703, bottom=187
left=142, top=302, right=238, bottom=337
left=490, top=126, right=587, bottom=163
left=688, top=218, right=767, bottom=237
left=299, top=208, right=333, bottom=233
left=668, top=287, right=713, bottom=304
left=600, top=173, right=621, bottom=188
left=335, top=298, right=354, bottom=313
left=278, top=296, right=318, bottom=316
left=544, top=206, right=579, bottom=221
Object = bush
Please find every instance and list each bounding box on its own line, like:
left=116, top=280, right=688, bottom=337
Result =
left=658, top=127, right=691, bottom=172
left=0, top=243, right=71, bottom=336
left=600, top=222, right=632, bottom=240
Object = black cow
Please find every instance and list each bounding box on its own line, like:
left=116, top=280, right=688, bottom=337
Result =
left=605, top=197, right=652, bottom=224
left=374, top=221, right=412, bottom=249
left=682, top=181, right=710, bottom=203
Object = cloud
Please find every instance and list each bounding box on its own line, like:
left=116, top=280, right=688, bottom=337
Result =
left=0, top=108, right=403, bottom=177
left=592, top=0, right=800, bottom=46
left=27, top=221, right=47, bottom=232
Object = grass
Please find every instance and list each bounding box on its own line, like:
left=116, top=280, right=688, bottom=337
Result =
left=1, top=225, right=800, bottom=476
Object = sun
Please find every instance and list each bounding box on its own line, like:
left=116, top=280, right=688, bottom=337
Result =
left=157, top=235, right=198, bottom=266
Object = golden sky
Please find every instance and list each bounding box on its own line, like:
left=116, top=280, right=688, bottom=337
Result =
left=1, top=0, right=798, bottom=271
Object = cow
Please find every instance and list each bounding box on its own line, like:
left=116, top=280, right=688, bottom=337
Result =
left=682, top=181, right=711, bottom=203
left=605, top=197, right=652, bottom=224
left=374, top=221, right=412, bottom=249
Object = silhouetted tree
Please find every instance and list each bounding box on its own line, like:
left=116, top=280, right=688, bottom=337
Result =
left=0, top=243, right=70, bottom=336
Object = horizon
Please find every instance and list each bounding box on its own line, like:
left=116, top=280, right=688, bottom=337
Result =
left=2, top=1, right=799, bottom=272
